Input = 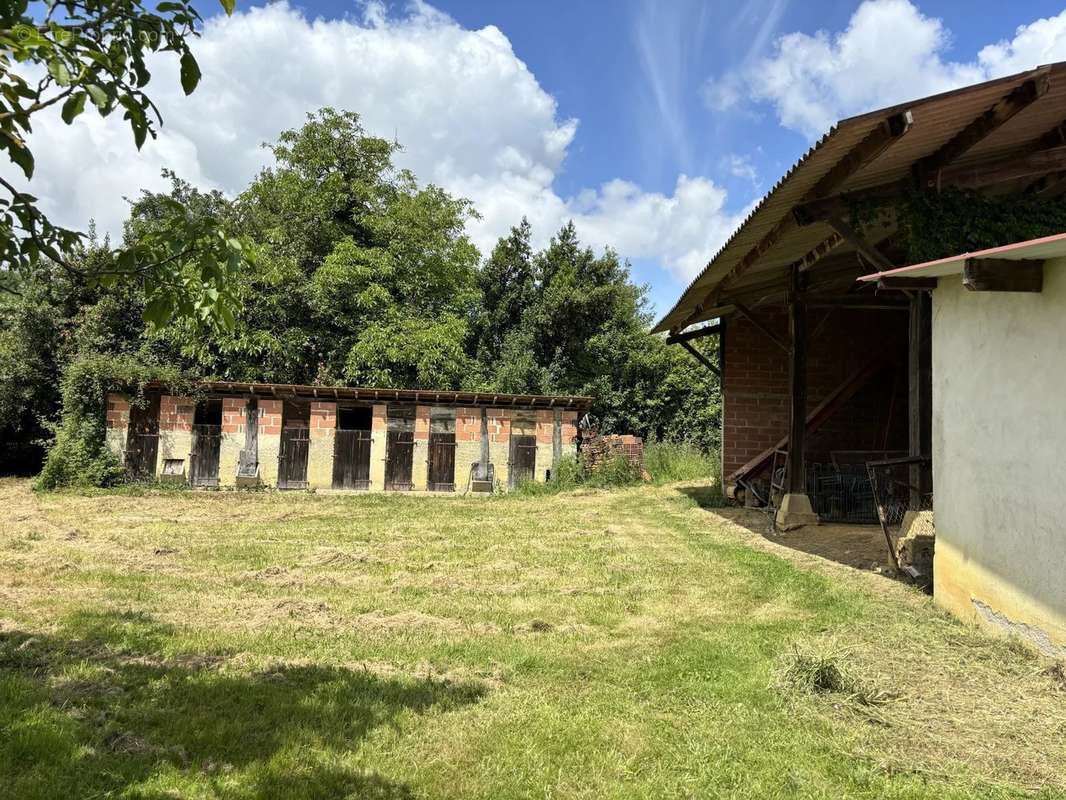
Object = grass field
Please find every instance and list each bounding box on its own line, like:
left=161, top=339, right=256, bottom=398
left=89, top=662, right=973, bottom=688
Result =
left=1, top=477, right=1064, bottom=799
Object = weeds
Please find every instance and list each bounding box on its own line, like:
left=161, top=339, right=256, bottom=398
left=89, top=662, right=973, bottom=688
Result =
left=776, top=645, right=894, bottom=707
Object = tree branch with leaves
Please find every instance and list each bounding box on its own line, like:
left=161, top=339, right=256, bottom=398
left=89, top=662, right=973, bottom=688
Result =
left=0, top=0, right=245, bottom=330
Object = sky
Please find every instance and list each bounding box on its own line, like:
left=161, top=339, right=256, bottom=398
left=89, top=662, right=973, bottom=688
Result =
left=20, top=0, right=1066, bottom=319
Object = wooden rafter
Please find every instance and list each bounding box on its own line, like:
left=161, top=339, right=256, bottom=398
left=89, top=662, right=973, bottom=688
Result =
left=675, top=111, right=912, bottom=330
left=942, top=143, right=1066, bottom=190
left=823, top=215, right=893, bottom=272
left=913, top=72, right=1050, bottom=188
left=678, top=340, right=721, bottom=377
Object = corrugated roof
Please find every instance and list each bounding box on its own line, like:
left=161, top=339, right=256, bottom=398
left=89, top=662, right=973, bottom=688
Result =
left=653, top=62, right=1066, bottom=334
left=144, top=380, right=593, bottom=410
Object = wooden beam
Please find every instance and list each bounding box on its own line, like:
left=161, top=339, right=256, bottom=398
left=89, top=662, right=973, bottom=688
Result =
left=796, top=231, right=846, bottom=271
left=963, top=258, right=1044, bottom=292
left=824, top=214, right=893, bottom=272
left=942, top=144, right=1066, bottom=190
left=686, top=111, right=912, bottom=320
left=907, top=294, right=924, bottom=510
left=732, top=302, right=790, bottom=353
left=877, top=277, right=938, bottom=291
left=665, top=322, right=722, bottom=344
left=786, top=266, right=808, bottom=495
left=913, top=73, right=1050, bottom=188
left=678, top=340, right=721, bottom=378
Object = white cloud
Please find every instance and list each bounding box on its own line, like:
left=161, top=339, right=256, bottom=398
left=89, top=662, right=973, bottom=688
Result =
left=704, top=0, right=1066, bottom=139
left=19, top=0, right=736, bottom=283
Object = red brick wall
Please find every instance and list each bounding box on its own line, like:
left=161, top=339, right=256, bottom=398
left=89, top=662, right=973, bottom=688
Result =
left=259, top=399, right=283, bottom=436
left=159, top=395, right=194, bottom=432
left=488, top=408, right=511, bottom=444
left=310, top=402, right=336, bottom=439
left=106, top=393, right=130, bottom=430
left=222, top=398, right=246, bottom=434
left=456, top=407, right=481, bottom=442
left=414, top=405, right=431, bottom=442
left=722, top=307, right=908, bottom=481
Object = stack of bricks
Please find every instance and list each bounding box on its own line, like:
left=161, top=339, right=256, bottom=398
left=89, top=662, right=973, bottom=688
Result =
left=582, top=433, right=645, bottom=473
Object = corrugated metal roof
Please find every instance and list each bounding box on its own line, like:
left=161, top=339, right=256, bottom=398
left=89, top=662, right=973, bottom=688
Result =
left=143, top=380, right=593, bottom=409
left=653, top=62, right=1066, bottom=334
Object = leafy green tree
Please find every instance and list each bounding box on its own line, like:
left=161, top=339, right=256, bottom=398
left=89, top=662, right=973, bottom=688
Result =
left=476, top=221, right=721, bottom=449
left=1, top=0, right=245, bottom=329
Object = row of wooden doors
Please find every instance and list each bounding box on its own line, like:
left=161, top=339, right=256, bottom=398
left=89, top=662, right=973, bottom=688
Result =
left=123, top=400, right=511, bottom=491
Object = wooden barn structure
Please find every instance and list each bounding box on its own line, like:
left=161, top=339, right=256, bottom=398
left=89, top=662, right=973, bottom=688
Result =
left=653, top=62, right=1066, bottom=528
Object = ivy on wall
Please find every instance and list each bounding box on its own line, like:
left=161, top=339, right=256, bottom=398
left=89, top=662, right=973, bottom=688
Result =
left=35, top=355, right=200, bottom=490
left=900, top=188, right=1066, bottom=263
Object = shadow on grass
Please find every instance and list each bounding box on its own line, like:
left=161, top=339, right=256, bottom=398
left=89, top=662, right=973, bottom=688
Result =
left=0, top=611, right=486, bottom=799
left=675, top=484, right=726, bottom=510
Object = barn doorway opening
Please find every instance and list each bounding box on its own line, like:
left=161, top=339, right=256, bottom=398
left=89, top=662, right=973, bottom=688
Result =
left=333, top=405, right=373, bottom=490
left=190, top=398, right=222, bottom=487
left=385, top=406, right=415, bottom=491
left=278, top=400, right=311, bottom=489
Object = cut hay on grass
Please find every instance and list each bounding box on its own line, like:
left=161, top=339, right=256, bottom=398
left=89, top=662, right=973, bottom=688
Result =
left=1, top=477, right=1064, bottom=799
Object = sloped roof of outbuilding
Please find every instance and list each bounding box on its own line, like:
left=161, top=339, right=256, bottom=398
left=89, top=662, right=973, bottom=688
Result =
left=653, top=61, right=1066, bottom=334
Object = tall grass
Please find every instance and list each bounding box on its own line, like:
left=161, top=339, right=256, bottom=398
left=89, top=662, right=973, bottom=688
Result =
left=642, top=440, right=719, bottom=485
left=513, top=440, right=721, bottom=496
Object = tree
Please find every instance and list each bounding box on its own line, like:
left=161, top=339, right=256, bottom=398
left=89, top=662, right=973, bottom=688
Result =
left=476, top=221, right=721, bottom=449
left=1, top=0, right=245, bottom=329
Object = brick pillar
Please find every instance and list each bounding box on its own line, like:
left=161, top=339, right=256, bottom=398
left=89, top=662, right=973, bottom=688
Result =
left=489, top=409, right=512, bottom=488
left=105, top=393, right=131, bottom=462
left=218, top=397, right=247, bottom=486
left=258, top=399, right=283, bottom=487
left=535, top=409, right=554, bottom=482
left=307, top=401, right=336, bottom=489
left=156, top=395, right=195, bottom=479
left=454, top=407, right=481, bottom=488
left=368, top=403, right=387, bottom=491
left=561, top=412, right=579, bottom=460
left=412, top=405, right=431, bottom=491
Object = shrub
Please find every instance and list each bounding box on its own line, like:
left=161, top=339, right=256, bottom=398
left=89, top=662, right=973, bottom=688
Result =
left=35, top=354, right=196, bottom=491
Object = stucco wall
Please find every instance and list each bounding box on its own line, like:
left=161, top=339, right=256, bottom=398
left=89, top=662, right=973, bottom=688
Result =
left=156, top=395, right=195, bottom=481
left=932, top=256, right=1066, bottom=653
left=104, top=393, right=130, bottom=463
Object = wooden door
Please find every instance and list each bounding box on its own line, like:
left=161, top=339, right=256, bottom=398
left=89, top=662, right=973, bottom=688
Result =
left=333, top=429, right=372, bottom=490
left=278, top=401, right=310, bottom=489
left=385, top=430, right=414, bottom=491
left=190, top=424, right=221, bottom=486
left=510, top=434, right=537, bottom=487
left=125, top=393, right=161, bottom=480
left=428, top=431, right=457, bottom=491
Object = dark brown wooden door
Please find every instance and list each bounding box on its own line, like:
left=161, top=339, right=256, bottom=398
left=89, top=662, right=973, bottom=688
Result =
left=190, top=424, right=221, bottom=486
left=278, top=425, right=310, bottom=489
left=428, top=432, right=456, bottom=491
left=125, top=393, right=161, bottom=481
left=385, top=430, right=414, bottom=490
left=510, top=434, right=537, bottom=487
left=333, top=429, right=372, bottom=490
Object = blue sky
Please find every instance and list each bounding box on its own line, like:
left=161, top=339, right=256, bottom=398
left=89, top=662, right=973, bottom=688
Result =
left=28, top=0, right=1066, bottom=319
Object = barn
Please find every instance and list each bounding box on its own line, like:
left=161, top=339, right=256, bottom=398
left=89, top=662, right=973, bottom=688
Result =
left=104, top=383, right=588, bottom=492
left=655, top=64, right=1066, bottom=649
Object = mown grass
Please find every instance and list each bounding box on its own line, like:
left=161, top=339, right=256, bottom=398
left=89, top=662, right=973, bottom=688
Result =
left=1, top=477, right=1064, bottom=799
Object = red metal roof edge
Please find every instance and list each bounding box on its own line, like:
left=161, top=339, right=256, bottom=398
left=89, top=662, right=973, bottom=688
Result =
left=859, top=231, right=1066, bottom=280
left=141, top=380, right=594, bottom=408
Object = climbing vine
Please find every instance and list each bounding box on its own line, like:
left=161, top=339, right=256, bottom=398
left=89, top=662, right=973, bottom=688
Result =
left=851, top=188, right=1066, bottom=264
left=35, top=354, right=199, bottom=490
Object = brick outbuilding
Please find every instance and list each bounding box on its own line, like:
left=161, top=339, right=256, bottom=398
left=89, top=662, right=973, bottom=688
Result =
left=105, top=382, right=587, bottom=492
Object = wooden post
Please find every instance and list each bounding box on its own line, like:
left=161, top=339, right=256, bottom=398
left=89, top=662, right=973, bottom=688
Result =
left=908, top=293, right=923, bottom=509
left=552, top=408, right=562, bottom=467
left=479, top=407, right=490, bottom=480
left=787, top=266, right=807, bottom=495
